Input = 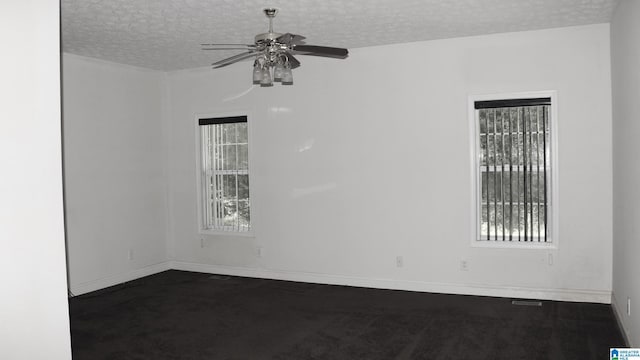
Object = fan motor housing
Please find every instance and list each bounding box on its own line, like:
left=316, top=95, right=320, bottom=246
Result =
left=255, top=32, right=283, bottom=44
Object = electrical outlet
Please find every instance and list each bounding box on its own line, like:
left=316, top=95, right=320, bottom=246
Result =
left=548, top=253, right=554, bottom=266
left=460, top=259, right=469, bottom=271
left=628, top=297, right=631, bottom=316
left=127, top=249, right=134, bottom=261
left=256, top=246, right=263, bottom=258
left=200, top=238, right=205, bottom=248
left=396, top=256, right=404, bottom=268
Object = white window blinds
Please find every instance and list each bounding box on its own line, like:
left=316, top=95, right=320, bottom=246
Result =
left=199, top=116, right=250, bottom=232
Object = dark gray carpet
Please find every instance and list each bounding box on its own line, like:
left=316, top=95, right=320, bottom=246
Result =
left=69, top=270, right=625, bottom=359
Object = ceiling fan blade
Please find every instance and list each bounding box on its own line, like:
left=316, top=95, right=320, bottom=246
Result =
left=212, top=51, right=258, bottom=68
left=201, top=43, right=256, bottom=47
left=202, top=44, right=256, bottom=51
left=276, top=33, right=306, bottom=45
left=292, top=45, right=349, bottom=59
left=203, top=47, right=255, bottom=51
left=284, top=52, right=301, bottom=69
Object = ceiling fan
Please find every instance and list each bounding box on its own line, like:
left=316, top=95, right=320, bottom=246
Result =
left=201, top=8, right=349, bottom=86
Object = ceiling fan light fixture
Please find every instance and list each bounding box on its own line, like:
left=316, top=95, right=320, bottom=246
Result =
left=273, top=63, right=284, bottom=81
left=252, top=62, right=263, bottom=84
left=203, top=8, right=348, bottom=86
left=260, top=68, right=273, bottom=87
left=281, top=67, right=293, bottom=85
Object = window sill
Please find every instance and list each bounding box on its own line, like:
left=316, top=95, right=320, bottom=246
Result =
left=199, top=230, right=255, bottom=238
left=472, top=240, right=557, bottom=250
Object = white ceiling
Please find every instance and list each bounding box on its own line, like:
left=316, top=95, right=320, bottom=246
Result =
left=61, top=0, right=619, bottom=71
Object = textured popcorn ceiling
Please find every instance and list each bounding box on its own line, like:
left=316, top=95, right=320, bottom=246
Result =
left=61, top=0, right=618, bottom=71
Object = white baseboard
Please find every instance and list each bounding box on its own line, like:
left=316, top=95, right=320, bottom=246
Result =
left=170, top=261, right=612, bottom=304
left=612, top=292, right=633, bottom=346
left=69, top=261, right=171, bottom=296
left=69, top=260, right=612, bottom=303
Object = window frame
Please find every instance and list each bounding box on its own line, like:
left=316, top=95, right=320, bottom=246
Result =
left=195, top=111, right=255, bottom=237
left=468, top=91, right=559, bottom=249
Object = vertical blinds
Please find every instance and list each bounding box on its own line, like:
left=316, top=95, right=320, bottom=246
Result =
left=199, top=116, right=250, bottom=232
left=475, top=98, right=550, bottom=242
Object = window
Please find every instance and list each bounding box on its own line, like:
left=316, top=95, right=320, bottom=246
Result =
left=198, top=116, right=250, bottom=233
left=471, top=95, right=555, bottom=243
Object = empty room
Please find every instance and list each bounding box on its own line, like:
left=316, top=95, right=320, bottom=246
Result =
left=2, top=0, right=640, bottom=359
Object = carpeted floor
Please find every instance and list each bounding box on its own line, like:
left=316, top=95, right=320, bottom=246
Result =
left=69, top=270, right=625, bottom=359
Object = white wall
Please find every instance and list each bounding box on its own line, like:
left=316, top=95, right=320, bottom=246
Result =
left=63, top=54, right=169, bottom=294
left=611, top=0, right=640, bottom=346
left=0, top=1, right=71, bottom=359
left=166, top=24, right=613, bottom=302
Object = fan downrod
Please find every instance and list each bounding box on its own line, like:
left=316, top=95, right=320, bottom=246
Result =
left=255, top=8, right=282, bottom=43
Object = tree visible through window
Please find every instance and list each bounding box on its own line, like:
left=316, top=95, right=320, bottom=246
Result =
left=199, top=116, right=250, bottom=232
left=474, top=98, right=552, bottom=242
